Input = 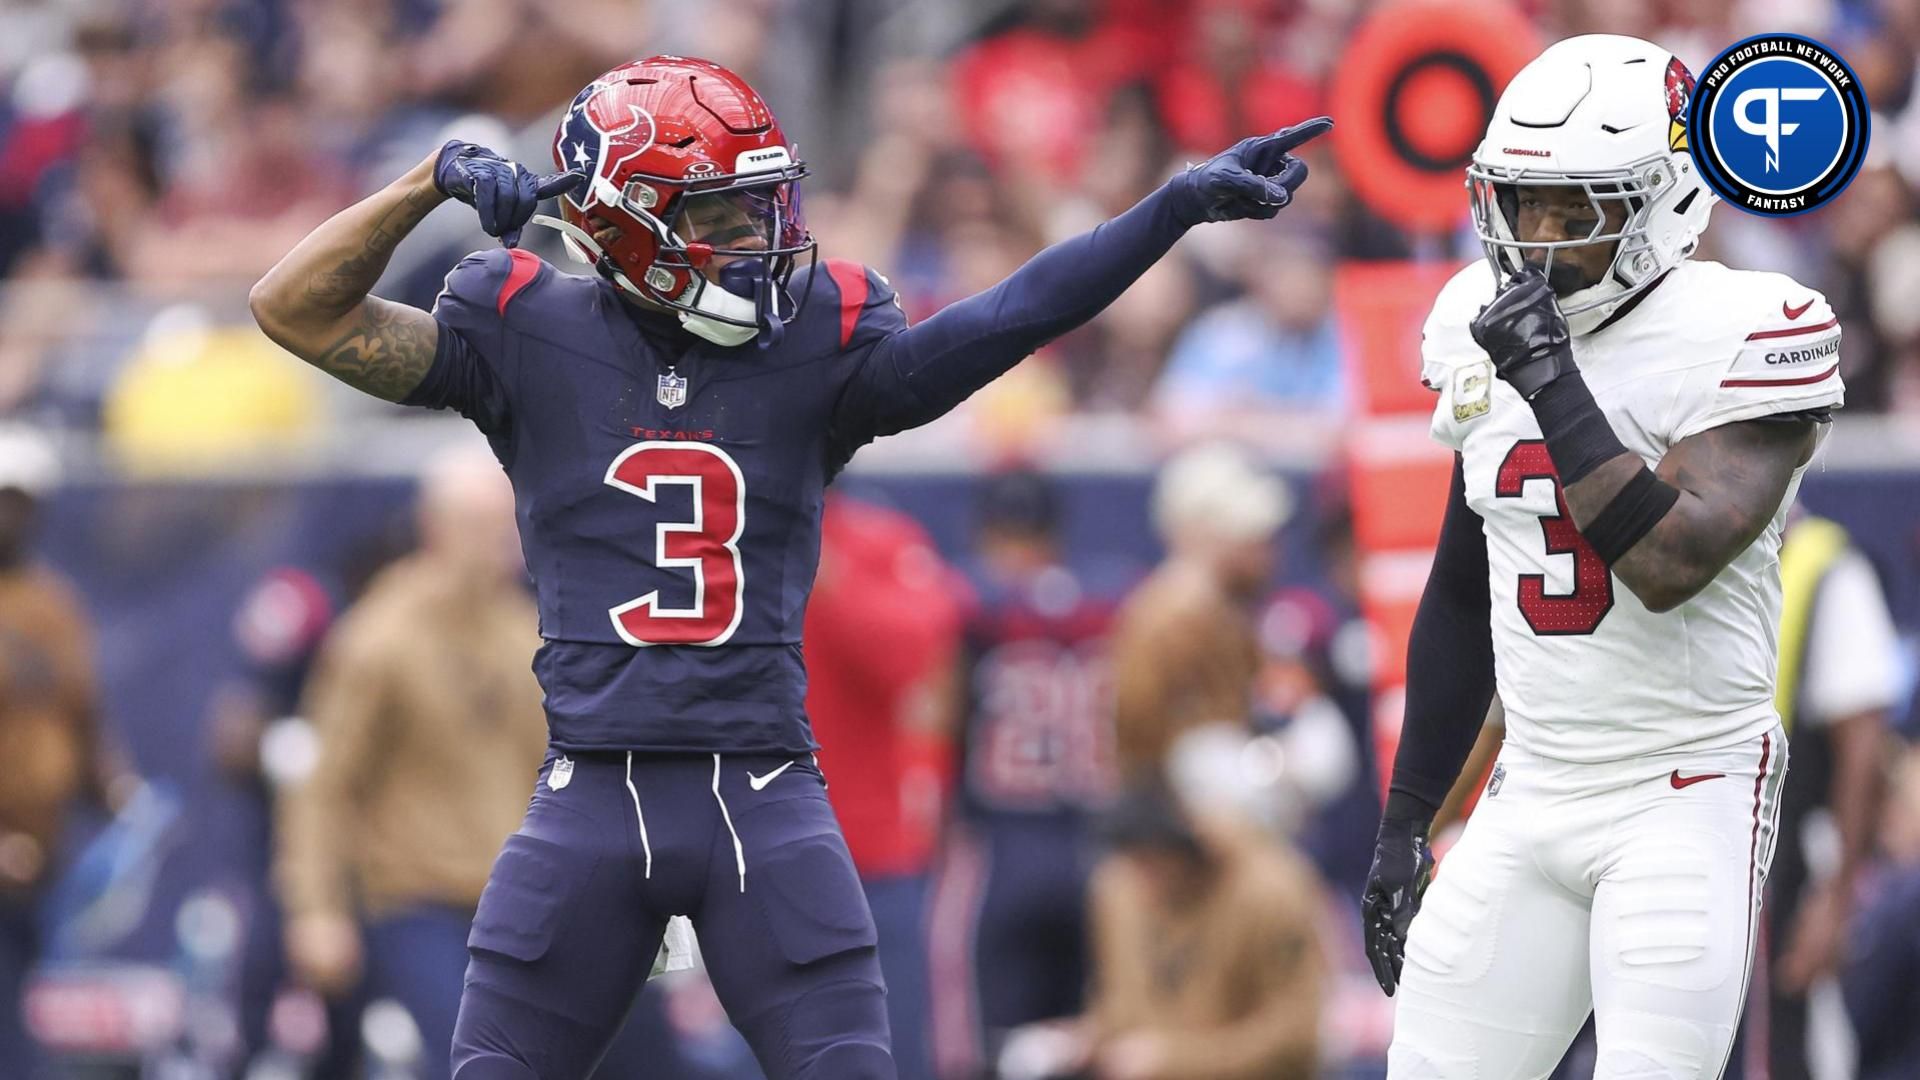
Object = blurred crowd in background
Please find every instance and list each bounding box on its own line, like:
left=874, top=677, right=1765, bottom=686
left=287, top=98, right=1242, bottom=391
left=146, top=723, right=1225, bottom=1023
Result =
left=6, top=0, right=1920, bottom=467
left=4, top=0, right=1920, bottom=1079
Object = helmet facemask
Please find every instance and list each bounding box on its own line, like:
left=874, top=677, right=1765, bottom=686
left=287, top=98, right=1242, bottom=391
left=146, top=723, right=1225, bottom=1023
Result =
left=1469, top=153, right=1691, bottom=335
left=535, top=161, right=817, bottom=348
left=650, top=179, right=816, bottom=347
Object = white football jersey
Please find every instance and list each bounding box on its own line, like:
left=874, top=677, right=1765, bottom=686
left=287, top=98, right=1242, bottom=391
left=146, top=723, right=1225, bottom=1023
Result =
left=1422, top=259, right=1844, bottom=763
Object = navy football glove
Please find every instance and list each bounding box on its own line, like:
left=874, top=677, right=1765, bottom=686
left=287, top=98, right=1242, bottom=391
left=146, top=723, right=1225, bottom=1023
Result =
left=1170, top=116, right=1334, bottom=226
left=1361, top=814, right=1434, bottom=996
left=1470, top=266, right=1577, bottom=400
left=433, top=140, right=584, bottom=248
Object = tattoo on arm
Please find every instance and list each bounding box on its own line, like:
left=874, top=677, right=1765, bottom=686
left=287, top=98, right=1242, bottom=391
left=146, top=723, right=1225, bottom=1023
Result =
left=303, top=186, right=439, bottom=313
left=312, top=298, right=439, bottom=403
left=254, top=178, right=445, bottom=402
left=1562, top=417, right=1816, bottom=610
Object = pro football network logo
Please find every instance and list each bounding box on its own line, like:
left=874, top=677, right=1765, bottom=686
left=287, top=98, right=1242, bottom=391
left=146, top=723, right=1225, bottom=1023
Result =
left=1687, top=34, right=1869, bottom=216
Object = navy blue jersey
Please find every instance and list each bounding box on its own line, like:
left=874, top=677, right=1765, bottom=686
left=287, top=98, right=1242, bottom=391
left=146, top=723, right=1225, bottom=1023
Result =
left=957, top=565, right=1117, bottom=822
left=402, top=182, right=1192, bottom=753
left=407, top=252, right=921, bottom=752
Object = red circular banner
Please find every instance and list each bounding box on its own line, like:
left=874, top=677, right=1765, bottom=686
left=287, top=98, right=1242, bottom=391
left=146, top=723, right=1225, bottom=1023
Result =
left=1331, top=0, right=1540, bottom=233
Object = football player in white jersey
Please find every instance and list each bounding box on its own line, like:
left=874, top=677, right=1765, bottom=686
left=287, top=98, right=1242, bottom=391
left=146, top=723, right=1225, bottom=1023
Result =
left=1361, top=34, right=1844, bottom=1080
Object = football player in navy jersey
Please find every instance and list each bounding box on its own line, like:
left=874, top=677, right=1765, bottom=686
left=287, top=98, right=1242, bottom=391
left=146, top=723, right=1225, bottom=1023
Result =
left=250, top=54, right=1328, bottom=1080
left=931, top=469, right=1118, bottom=1078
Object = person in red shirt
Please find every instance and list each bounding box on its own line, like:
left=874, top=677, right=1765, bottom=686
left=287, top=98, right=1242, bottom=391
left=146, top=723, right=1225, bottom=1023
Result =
left=807, top=494, right=966, bottom=1080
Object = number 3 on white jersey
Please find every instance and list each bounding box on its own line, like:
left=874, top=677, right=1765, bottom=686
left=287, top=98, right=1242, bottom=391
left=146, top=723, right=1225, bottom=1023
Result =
left=604, top=441, right=746, bottom=647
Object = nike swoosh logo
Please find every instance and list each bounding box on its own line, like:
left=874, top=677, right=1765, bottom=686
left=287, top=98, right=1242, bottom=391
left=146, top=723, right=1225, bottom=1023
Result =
left=1669, top=770, right=1726, bottom=789
left=748, top=761, right=796, bottom=791
left=1783, top=299, right=1815, bottom=320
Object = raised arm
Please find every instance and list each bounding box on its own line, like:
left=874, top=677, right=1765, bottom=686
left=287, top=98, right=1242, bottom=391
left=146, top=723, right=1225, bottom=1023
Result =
left=248, top=150, right=446, bottom=402
left=1470, top=265, right=1823, bottom=613
left=832, top=119, right=1331, bottom=442
left=1560, top=414, right=1814, bottom=612
left=250, top=141, right=581, bottom=403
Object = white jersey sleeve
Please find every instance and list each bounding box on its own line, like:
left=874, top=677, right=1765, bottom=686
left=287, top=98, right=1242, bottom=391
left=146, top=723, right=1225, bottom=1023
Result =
left=1422, top=262, right=1499, bottom=453
left=1669, top=274, right=1844, bottom=442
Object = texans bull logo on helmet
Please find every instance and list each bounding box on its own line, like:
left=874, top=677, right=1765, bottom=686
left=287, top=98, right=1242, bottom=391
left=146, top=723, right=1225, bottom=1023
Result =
left=531, top=57, right=817, bottom=348
left=556, top=79, right=661, bottom=211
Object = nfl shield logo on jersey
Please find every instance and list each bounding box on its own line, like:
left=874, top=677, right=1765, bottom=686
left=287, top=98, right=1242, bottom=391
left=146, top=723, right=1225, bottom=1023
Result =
left=657, top=370, right=688, bottom=409
left=1486, top=762, right=1506, bottom=798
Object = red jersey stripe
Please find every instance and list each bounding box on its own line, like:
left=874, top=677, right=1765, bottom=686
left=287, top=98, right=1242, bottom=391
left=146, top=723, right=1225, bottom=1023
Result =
left=823, top=258, right=868, bottom=348
left=1744, top=318, right=1839, bottom=341
left=1720, top=361, right=1840, bottom=389
left=496, top=249, right=542, bottom=315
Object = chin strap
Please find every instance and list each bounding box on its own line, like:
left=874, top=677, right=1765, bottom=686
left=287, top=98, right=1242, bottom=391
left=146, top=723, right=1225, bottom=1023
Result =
left=676, top=274, right=761, bottom=348
left=527, top=213, right=762, bottom=347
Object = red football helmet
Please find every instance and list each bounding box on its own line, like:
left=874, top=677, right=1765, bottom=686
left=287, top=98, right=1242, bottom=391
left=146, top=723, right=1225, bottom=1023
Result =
left=533, top=56, right=814, bottom=346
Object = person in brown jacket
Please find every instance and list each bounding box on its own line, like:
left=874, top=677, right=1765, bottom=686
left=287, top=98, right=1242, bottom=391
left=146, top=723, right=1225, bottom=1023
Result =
left=1110, top=442, right=1290, bottom=783
left=996, top=789, right=1326, bottom=1080
left=0, top=426, right=134, bottom=1075
left=274, top=444, right=546, bottom=1080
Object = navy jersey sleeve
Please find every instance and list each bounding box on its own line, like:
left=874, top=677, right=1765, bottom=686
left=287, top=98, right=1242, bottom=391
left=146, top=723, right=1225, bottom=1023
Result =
left=828, top=182, right=1189, bottom=449
left=403, top=248, right=538, bottom=439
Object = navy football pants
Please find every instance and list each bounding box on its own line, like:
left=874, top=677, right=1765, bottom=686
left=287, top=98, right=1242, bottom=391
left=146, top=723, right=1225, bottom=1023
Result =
left=929, top=819, right=1090, bottom=1078
left=451, top=751, right=893, bottom=1080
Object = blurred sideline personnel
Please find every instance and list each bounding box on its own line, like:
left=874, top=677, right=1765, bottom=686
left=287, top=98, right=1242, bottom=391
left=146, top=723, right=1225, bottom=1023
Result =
left=1110, top=442, right=1290, bottom=786
left=216, top=562, right=352, bottom=1075
left=1364, top=35, right=1847, bottom=1079
left=274, top=445, right=547, bottom=1079
left=212, top=502, right=413, bottom=1071
left=249, top=50, right=1330, bottom=1080
left=1841, top=742, right=1920, bottom=1080
left=930, top=470, right=1116, bottom=1079
left=1751, top=514, right=1898, bottom=1079
left=997, top=789, right=1324, bottom=1080
left=0, top=426, right=134, bottom=1078
left=806, top=494, right=965, bottom=1080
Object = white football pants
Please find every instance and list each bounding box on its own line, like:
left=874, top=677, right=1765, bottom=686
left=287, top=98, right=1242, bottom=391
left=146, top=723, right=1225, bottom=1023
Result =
left=1387, top=724, right=1787, bottom=1080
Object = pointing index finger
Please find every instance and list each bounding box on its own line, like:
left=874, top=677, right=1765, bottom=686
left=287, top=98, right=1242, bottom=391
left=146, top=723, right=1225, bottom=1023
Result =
left=536, top=171, right=587, bottom=200
left=1267, top=116, right=1334, bottom=154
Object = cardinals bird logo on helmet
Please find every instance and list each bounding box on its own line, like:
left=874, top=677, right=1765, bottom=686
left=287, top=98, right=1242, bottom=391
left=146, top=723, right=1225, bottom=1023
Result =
left=1665, top=57, right=1695, bottom=152
left=529, top=56, right=816, bottom=347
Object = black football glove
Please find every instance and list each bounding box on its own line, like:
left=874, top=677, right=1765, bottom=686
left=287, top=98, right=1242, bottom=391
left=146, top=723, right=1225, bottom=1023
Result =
left=433, top=140, right=584, bottom=248
left=1169, top=116, right=1334, bottom=226
left=1469, top=265, right=1577, bottom=400
left=1361, top=814, right=1434, bottom=996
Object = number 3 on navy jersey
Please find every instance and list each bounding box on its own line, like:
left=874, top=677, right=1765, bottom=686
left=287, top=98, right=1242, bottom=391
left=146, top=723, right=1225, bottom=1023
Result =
left=604, top=442, right=745, bottom=646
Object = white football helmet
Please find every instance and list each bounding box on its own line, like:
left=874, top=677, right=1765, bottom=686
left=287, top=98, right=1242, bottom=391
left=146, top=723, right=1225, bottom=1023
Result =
left=1469, top=34, right=1717, bottom=335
